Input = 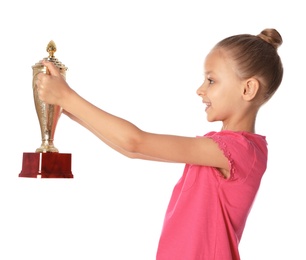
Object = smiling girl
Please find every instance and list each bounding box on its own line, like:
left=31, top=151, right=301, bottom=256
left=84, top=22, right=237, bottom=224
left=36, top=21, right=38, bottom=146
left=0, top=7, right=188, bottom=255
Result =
left=36, top=28, right=283, bottom=260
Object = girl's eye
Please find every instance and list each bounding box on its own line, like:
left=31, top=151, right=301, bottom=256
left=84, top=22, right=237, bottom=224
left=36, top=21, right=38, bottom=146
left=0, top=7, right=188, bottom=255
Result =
left=208, top=78, right=214, bottom=84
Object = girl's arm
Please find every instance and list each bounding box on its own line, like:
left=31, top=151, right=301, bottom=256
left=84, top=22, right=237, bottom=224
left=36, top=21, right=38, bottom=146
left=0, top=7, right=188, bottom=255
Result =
left=63, top=110, right=170, bottom=162
left=36, top=61, right=229, bottom=174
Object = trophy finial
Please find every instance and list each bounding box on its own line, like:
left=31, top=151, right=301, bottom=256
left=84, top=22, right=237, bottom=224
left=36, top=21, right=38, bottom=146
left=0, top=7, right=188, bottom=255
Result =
left=46, top=40, right=57, bottom=58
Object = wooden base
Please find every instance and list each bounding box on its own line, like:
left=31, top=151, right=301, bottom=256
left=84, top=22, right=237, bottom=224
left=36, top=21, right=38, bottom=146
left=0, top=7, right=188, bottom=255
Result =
left=19, top=152, right=73, bottom=178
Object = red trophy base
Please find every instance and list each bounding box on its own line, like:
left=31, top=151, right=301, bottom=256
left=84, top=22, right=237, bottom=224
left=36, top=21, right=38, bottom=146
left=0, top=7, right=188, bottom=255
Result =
left=19, top=152, right=73, bottom=178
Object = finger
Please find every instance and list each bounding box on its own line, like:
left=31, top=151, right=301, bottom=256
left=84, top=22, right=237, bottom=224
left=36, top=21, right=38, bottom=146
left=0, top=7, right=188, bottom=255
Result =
left=35, top=72, right=46, bottom=83
left=41, top=60, right=61, bottom=76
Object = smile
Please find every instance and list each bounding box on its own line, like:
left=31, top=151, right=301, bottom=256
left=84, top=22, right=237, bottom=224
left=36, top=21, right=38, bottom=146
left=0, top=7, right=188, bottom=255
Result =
left=203, top=101, right=211, bottom=111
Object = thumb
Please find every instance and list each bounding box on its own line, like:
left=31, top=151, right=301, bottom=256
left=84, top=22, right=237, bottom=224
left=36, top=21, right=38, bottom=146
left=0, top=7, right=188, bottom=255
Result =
left=42, top=60, right=61, bottom=76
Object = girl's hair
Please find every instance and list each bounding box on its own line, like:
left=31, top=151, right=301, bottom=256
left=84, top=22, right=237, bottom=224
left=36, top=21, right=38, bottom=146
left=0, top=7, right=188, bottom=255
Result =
left=215, top=28, right=283, bottom=103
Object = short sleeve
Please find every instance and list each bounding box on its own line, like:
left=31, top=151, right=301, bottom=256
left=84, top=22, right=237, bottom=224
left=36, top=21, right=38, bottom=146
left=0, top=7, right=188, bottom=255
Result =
left=206, top=131, right=267, bottom=182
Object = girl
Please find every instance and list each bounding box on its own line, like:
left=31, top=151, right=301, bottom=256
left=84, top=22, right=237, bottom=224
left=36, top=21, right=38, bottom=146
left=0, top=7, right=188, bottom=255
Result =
left=36, top=28, right=283, bottom=260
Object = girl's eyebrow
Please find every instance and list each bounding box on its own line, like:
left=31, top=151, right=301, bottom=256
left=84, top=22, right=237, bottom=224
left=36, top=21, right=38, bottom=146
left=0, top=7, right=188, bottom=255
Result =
left=204, top=70, right=214, bottom=76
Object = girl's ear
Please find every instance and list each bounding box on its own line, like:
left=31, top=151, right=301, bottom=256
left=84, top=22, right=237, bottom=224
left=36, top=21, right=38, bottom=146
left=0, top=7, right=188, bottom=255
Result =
left=242, top=78, right=260, bottom=101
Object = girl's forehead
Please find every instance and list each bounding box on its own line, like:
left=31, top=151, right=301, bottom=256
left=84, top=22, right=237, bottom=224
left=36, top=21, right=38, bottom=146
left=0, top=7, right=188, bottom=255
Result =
left=204, top=49, right=226, bottom=70
left=205, top=48, right=227, bottom=62
left=203, top=48, right=237, bottom=77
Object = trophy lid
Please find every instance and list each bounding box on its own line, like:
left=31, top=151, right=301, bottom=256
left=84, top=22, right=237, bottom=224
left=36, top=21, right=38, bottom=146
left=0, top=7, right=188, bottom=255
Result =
left=32, top=40, right=68, bottom=72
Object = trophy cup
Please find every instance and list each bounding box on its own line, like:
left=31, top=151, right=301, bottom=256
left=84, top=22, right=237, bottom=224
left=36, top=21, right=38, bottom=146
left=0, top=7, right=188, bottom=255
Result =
left=19, top=41, right=73, bottom=178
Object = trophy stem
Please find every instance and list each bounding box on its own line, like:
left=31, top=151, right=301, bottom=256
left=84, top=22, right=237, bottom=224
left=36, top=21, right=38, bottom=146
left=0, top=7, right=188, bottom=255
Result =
left=36, top=140, right=59, bottom=153
left=33, top=98, right=62, bottom=153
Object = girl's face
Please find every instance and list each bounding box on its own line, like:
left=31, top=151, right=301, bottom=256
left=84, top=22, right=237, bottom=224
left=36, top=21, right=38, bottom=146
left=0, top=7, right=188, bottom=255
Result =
left=196, top=48, right=245, bottom=125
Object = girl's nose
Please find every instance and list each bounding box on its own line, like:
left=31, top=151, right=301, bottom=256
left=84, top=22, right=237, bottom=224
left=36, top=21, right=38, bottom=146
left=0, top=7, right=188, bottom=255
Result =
left=196, top=82, right=206, bottom=96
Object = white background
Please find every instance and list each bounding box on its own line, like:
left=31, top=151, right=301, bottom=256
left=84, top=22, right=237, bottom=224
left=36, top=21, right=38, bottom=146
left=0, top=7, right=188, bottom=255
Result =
left=0, top=0, right=305, bottom=259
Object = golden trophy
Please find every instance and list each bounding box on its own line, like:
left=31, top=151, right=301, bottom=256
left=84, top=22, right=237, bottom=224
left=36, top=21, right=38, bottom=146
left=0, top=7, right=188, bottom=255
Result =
left=19, top=41, right=73, bottom=178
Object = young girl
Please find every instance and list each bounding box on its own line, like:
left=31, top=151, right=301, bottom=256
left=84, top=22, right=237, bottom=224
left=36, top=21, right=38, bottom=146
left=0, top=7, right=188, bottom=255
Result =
left=36, top=28, right=283, bottom=260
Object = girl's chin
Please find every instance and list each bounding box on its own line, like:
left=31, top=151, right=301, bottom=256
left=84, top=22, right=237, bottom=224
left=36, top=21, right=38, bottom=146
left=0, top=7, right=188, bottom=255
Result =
left=206, top=115, right=214, bottom=122
left=206, top=115, right=219, bottom=123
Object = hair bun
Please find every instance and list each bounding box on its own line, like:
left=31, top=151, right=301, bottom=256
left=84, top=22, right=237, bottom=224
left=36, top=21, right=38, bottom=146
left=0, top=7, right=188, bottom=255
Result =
left=257, top=28, right=283, bottom=50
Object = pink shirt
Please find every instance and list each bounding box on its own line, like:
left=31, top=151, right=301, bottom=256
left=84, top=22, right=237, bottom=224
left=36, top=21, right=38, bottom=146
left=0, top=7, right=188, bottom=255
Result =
left=156, top=131, right=268, bottom=260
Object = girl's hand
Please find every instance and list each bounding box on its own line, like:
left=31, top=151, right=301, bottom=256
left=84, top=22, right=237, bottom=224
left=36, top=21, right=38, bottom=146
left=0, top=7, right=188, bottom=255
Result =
left=35, top=60, right=72, bottom=106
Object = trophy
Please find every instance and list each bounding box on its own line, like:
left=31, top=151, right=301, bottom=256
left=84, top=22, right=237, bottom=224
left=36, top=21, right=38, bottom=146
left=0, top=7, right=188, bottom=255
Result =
left=19, top=41, right=73, bottom=178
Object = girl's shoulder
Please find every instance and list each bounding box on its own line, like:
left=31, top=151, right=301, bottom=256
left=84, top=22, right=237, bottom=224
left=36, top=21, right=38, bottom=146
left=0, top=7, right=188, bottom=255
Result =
left=204, top=130, right=266, bottom=145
